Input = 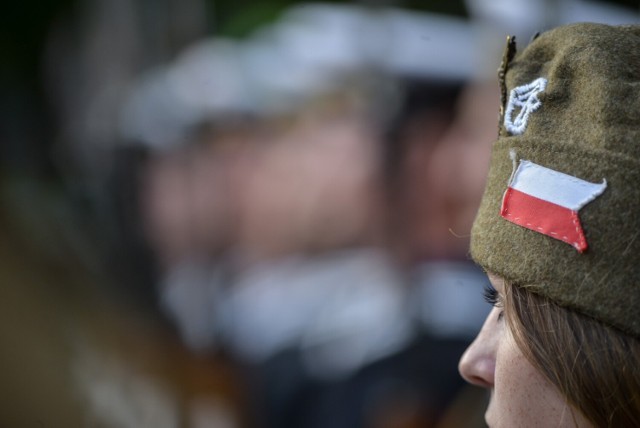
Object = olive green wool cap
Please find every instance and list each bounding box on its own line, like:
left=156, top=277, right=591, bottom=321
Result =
left=471, top=23, right=640, bottom=337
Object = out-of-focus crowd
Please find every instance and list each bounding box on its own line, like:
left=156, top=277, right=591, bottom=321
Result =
left=1, top=0, right=637, bottom=427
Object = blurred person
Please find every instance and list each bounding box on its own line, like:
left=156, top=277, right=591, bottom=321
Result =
left=214, top=9, right=493, bottom=427
left=136, top=121, right=260, bottom=351
left=375, top=4, right=500, bottom=351
left=380, top=77, right=497, bottom=428
left=459, top=23, right=640, bottom=427
left=221, top=93, right=419, bottom=428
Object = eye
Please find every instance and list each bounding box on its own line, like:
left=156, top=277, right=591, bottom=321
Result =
left=483, top=283, right=501, bottom=307
left=483, top=283, right=504, bottom=321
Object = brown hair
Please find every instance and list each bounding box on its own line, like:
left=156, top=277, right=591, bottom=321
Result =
left=504, top=283, right=640, bottom=427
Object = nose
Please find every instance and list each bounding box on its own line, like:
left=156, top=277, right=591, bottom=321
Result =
left=458, top=307, right=499, bottom=388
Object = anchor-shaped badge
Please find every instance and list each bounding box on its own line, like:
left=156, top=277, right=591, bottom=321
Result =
left=504, top=77, right=548, bottom=135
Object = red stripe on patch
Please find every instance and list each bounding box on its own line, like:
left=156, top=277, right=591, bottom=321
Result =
left=501, top=187, right=587, bottom=252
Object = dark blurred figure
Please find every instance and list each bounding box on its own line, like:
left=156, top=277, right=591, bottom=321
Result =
left=0, top=173, right=250, bottom=427
left=382, top=78, right=498, bottom=428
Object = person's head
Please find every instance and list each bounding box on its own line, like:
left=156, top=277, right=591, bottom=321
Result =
left=460, top=274, right=640, bottom=427
left=458, top=23, right=640, bottom=427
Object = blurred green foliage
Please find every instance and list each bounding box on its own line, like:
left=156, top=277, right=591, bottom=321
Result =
left=211, top=0, right=467, bottom=38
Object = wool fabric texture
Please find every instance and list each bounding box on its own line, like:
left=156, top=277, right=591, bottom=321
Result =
left=470, top=23, right=640, bottom=338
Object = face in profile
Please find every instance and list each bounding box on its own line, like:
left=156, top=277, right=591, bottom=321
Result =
left=458, top=275, right=591, bottom=428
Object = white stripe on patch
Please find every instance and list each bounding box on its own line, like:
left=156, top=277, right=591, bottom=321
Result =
left=510, top=160, right=607, bottom=211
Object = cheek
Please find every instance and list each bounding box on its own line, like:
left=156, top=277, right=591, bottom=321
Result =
left=489, top=335, right=578, bottom=427
left=494, top=340, right=539, bottom=406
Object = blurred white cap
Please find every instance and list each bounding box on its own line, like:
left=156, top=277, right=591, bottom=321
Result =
left=466, top=0, right=640, bottom=76
left=119, top=38, right=253, bottom=150
left=372, top=8, right=475, bottom=80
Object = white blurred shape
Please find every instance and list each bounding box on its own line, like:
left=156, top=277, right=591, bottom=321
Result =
left=221, top=249, right=413, bottom=379
left=239, top=4, right=373, bottom=114
left=375, top=10, right=475, bottom=80
left=119, top=66, right=192, bottom=150
left=159, top=260, right=223, bottom=352
left=169, top=39, right=253, bottom=119
left=413, top=261, right=490, bottom=340
left=120, top=39, right=252, bottom=150
left=467, top=0, right=639, bottom=42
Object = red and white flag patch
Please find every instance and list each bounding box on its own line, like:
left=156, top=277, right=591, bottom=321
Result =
left=501, top=160, right=607, bottom=253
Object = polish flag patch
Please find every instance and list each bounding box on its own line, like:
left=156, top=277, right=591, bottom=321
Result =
left=501, top=160, right=607, bottom=253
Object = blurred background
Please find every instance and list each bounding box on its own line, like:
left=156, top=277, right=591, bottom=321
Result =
left=2, top=0, right=639, bottom=427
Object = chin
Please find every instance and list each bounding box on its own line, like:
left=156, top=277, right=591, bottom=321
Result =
left=484, top=401, right=495, bottom=427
